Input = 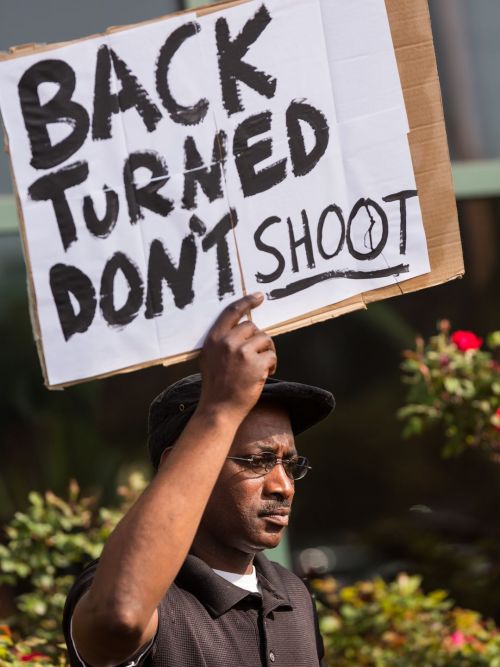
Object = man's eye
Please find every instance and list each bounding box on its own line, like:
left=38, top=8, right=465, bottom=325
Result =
left=245, top=453, right=272, bottom=461
left=244, top=455, right=263, bottom=465
left=258, top=453, right=277, bottom=463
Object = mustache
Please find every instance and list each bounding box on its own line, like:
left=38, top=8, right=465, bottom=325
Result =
left=258, top=500, right=292, bottom=515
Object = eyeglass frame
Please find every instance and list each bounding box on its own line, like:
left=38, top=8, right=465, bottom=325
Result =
left=160, top=446, right=312, bottom=480
left=226, top=452, right=312, bottom=480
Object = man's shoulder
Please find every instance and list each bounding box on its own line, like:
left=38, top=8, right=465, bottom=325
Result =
left=63, top=559, right=99, bottom=615
left=62, top=558, right=100, bottom=650
left=63, top=559, right=158, bottom=667
left=262, top=556, right=299, bottom=580
left=255, top=552, right=300, bottom=578
left=255, top=553, right=311, bottom=598
left=63, top=557, right=182, bottom=619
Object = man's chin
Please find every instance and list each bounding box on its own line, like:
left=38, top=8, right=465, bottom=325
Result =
left=253, top=527, right=285, bottom=551
left=242, top=519, right=287, bottom=552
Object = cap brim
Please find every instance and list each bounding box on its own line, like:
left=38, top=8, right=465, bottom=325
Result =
left=148, top=374, right=335, bottom=470
left=260, top=377, right=335, bottom=435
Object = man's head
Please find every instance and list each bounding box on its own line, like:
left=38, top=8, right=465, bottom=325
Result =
left=193, top=401, right=296, bottom=557
left=147, top=374, right=334, bottom=562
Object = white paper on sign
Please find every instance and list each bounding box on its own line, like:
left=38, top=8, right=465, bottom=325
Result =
left=198, top=0, right=428, bottom=330
left=0, top=0, right=430, bottom=386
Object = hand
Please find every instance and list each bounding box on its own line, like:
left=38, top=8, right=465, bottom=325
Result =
left=198, top=293, right=277, bottom=421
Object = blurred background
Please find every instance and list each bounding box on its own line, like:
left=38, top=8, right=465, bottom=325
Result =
left=1, top=0, right=500, bottom=625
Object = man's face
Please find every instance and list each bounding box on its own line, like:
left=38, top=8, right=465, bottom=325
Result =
left=195, top=403, right=296, bottom=558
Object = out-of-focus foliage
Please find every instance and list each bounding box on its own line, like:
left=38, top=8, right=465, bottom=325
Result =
left=0, top=473, right=147, bottom=664
left=365, top=512, right=500, bottom=624
left=2, top=477, right=500, bottom=666
left=399, top=321, right=500, bottom=458
left=312, top=574, right=500, bottom=666
left=0, top=622, right=64, bottom=665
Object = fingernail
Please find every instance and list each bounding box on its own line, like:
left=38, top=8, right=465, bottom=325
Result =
left=252, top=292, right=264, bottom=301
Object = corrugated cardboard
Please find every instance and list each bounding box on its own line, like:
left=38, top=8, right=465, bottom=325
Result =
left=0, top=0, right=463, bottom=388
left=268, top=0, right=464, bottom=335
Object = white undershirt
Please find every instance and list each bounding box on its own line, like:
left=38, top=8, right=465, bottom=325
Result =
left=213, top=565, right=261, bottom=594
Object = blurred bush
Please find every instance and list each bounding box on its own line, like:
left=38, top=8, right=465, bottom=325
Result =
left=311, top=574, right=500, bottom=666
left=1, top=476, right=500, bottom=665
left=0, top=473, right=147, bottom=664
left=399, top=321, right=500, bottom=458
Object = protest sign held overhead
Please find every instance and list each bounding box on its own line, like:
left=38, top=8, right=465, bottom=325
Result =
left=0, top=0, right=463, bottom=388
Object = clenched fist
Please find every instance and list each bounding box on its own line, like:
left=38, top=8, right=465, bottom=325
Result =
left=198, top=293, right=277, bottom=421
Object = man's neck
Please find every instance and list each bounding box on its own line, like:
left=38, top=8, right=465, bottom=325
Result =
left=190, top=540, right=255, bottom=575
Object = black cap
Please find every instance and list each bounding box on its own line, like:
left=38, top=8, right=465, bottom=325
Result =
left=147, top=373, right=335, bottom=469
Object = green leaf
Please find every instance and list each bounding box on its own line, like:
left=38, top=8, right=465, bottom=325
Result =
left=487, top=331, right=500, bottom=349
left=28, top=492, right=43, bottom=508
left=444, top=377, right=461, bottom=395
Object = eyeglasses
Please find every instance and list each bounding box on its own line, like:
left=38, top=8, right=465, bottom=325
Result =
left=226, top=452, right=311, bottom=480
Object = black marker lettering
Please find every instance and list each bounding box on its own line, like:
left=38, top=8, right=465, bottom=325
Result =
left=156, top=22, right=209, bottom=126
left=287, top=100, right=330, bottom=177
left=92, top=45, right=162, bottom=140
left=28, top=161, right=89, bottom=251
left=317, top=204, right=345, bottom=260
left=233, top=111, right=286, bottom=197
left=83, top=186, right=119, bottom=239
left=145, top=236, right=197, bottom=317
left=99, top=252, right=143, bottom=327
left=201, top=209, right=238, bottom=299
left=216, top=4, right=277, bottom=115
left=253, top=215, right=285, bottom=284
left=49, top=263, right=96, bottom=341
left=268, top=264, right=410, bottom=300
left=18, top=59, right=89, bottom=169
left=346, top=198, right=388, bottom=260
left=287, top=209, right=315, bottom=272
left=189, top=214, right=207, bottom=237
left=124, top=150, right=173, bottom=223
left=182, top=131, right=227, bottom=210
left=382, top=189, right=418, bottom=255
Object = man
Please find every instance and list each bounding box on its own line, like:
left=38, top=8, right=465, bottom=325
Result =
left=63, top=292, right=334, bottom=666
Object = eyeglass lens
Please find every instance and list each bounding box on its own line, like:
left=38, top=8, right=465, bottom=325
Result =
left=252, top=452, right=310, bottom=480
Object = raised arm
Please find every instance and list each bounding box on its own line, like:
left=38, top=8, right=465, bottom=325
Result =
left=71, top=293, right=276, bottom=666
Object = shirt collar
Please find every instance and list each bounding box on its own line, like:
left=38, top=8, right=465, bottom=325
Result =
left=176, top=552, right=293, bottom=618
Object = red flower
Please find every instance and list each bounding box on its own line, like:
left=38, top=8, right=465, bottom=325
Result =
left=450, top=631, right=467, bottom=647
left=20, top=653, right=47, bottom=662
left=493, top=408, right=500, bottom=432
left=451, top=330, right=483, bottom=351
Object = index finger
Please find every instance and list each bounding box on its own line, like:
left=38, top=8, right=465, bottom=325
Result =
left=209, top=293, right=264, bottom=337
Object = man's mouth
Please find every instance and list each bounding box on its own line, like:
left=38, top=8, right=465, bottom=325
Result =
left=258, top=508, right=291, bottom=527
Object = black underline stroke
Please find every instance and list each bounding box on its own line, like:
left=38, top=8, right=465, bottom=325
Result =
left=267, top=264, right=410, bottom=300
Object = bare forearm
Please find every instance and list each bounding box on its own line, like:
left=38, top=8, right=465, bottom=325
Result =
left=73, top=404, right=242, bottom=661
left=94, top=405, right=239, bottom=612
left=71, top=293, right=276, bottom=665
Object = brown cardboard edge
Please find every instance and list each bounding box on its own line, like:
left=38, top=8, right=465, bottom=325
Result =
left=264, top=0, right=464, bottom=339
left=46, top=262, right=464, bottom=390
left=47, top=349, right=200, bottom=390
left=46, top=296, right=366, bottom=389
left=1, top=0, right=464, bottom=389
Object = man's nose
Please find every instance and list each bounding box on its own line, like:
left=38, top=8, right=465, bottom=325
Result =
left=264, top=461, right=295, bottom=499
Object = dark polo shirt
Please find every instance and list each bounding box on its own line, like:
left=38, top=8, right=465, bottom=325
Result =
left=63, top=552, right=324, bottom=666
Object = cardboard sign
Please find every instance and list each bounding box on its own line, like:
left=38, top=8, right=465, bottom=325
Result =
left=0, top=0, right=463, bottom=388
